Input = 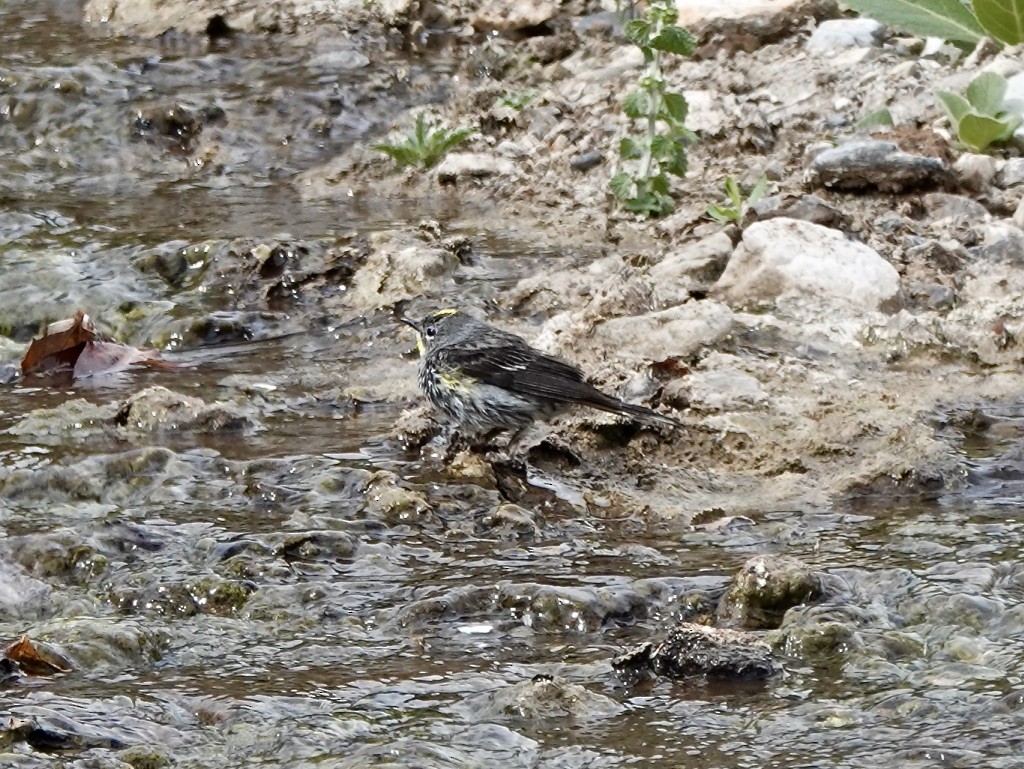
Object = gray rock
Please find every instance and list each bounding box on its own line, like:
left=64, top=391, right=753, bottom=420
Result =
left=592, top=301, right=735, bottom=365
left=717, top=555, right=826, bottom=630
left=750, top=193, right=846, bottom=228
left=998, top=158, right=1024, bottom=188
left=569, top=150, right=603, bottom=172
left=614, top=622, right=781, bottom=683
left=906, top=281, right=956, bottom=311
left=806, top=18, right=883, bottom=51
left=650, top=230, right=734, bottom=297
left=922, top=192, right=989, bottom=223
left=458, top=676, right=624, bottom=720
left=713, top=218, right=902, bottom=312
left=807, top=140, right=952, bottom=192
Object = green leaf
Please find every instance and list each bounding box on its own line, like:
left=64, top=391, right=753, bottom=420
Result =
left=706, top=204, right=739, bottom=224
left=966, top=71, right=1008, bottom=115
left=373, top=143, right=419, bottom=168
left=619, top=137, right=644, bottom=159
left=622, top=89, right=652, bottom=119
left=958, top=112, right=1014, bottom=151
left=936, top=90, right=972, bottom=126
left=661, top=92, right=689, bottom=124
left=974, top=0, right=1024, bottom=44
left=625, top=18, right=652, bottom=48
left=724, top=176, right=742, bottom=208
left=842, top=0, right=985, bottom=44
left=650, top=25, right=696, bottom=56
left=610, top=172, right=636, bottom=201
left=747, top=175, right=768, bottom=205
left=854, top=107, right=895, bottom=130
left=998, top=110, right=1024, bottom=139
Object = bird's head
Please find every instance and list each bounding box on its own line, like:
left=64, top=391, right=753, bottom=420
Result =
left=397, top=308, right=476, bottom=356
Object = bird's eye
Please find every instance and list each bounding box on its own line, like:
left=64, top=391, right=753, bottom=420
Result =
left=425, top=326, right=437, bottom=338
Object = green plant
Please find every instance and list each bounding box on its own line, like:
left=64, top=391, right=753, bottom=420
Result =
left=499, top=91, right=538, bottom=111
left=706, top=175, right=768, bottom=224
left=373, top=114, right=475, bottom=170
left=937, top=72, right=1023, bottom=151
left=843, top=0, right=1024, bottom=47
left=609, top=1, right=696, bottom=217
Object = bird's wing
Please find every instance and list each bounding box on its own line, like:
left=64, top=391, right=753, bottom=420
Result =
left=442, top=343, right=608, bottom=405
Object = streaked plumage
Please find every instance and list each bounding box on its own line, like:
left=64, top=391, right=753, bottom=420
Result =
left=398, top=309, right=681, bottom=435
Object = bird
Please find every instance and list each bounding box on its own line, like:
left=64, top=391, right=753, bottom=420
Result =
left=397, top=308, right=682, bottom=440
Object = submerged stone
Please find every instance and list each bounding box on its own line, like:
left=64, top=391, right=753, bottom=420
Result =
left=614, top=622, right=781, bottom=682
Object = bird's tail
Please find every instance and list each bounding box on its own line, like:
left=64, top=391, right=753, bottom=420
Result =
left=587, top=394, right=683, bottom=429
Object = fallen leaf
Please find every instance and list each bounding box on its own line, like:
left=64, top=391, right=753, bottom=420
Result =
left=4, top=635, right=73, bottom=675
left=21, top=311, right=170, bottom=380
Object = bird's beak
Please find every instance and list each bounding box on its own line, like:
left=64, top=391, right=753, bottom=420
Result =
left=397, top=316, right=421, bottom=334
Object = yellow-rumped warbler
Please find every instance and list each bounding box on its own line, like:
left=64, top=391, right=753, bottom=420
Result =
left=398, top=308, right=682, bottom=436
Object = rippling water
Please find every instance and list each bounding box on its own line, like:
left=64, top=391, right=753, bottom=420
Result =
left=2, top=1, right=1024, bottom=767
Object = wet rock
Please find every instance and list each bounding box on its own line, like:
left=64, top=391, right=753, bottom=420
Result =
left=649, top=231, right=734, bottom=302
left=614, top=622, right=781, bottom=683
left=131, top=104, right=222, bottom=152
left=20, top=617, right=168, bottom=669
left=3, top=715, right=124, bottom=751
left=807, top=140, right=952, bottom=192
left=346, top=232, right=457, bottom=311
left=922, top=192, right=989, bottom=223
left=805, top=18, right=883, bottom=51
left=954, top=153, right=998, bottom=191
left=118, top=746, right=173, bottom=769
left=114, top=385, right=256, bottom=432
left=0, top=363, right=19, bottom=384
left=434, top=152, right=516, bottom=183
left=749, top=193, right=846, bottom=228
left=471, top=0, right=556, bottom=32
left=479, top=502, right=540, bottom=539
left=591, top=301, right=734, bottom=365
left=714, top=218, right=901, bottom=313
left=459, top=676, right=623, bottom=721
left=717, top=555, right=826, bottom=630
left=776, top=619, right=857, bottom=658
left=448, top=450, right=496, bottom=484
left=362, top=471, right=434, bottom=523
left=7, top=398, right=111, bottom=440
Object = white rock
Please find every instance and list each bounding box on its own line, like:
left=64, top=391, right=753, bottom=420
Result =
left=591, top=301, right=734, bottom=364
left=953, top=153, right=998, bottom=190
left=806, top=18, right=883, bottom=51
left=713, top=218, right=901, bottom=312
left=434, top=153, right=516, bottom=182
left=676, top=0, right=803, bottom=24
left=471, top=0, right=555, bottom=31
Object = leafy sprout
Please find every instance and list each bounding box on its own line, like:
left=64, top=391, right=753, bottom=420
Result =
left=373, top=114, right=475, bottom=170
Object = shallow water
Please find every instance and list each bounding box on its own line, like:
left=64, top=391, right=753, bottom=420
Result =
left=3, top=2, right=1024, bottom=767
